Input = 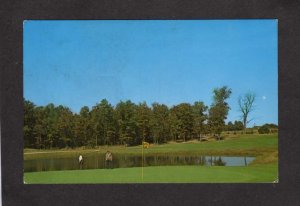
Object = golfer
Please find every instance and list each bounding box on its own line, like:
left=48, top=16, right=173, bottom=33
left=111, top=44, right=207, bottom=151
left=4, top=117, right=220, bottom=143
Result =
left=105, top=151, right=113, bottom=169
left=79, top=154, right=83, bottom=169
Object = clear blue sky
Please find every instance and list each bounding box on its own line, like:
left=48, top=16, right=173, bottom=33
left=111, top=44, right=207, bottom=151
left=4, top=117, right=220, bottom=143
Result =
left=24, top=20, right=278, bottom=126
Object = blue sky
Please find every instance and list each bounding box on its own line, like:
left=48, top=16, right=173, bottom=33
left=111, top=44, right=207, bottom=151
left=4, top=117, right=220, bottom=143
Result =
left=24, top=20, right=278, bottom=126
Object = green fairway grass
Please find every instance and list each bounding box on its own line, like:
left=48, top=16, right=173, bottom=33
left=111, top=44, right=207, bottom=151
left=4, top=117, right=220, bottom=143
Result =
left=24, top=164, right=278, bottom=184
left=24, top=134, right=278, bottom=183
left=24, top=134, right=277, bottom=159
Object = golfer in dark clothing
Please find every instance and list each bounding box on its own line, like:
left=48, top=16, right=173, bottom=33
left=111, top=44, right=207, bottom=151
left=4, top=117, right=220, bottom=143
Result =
left=105, top=151, right=113, bottom=169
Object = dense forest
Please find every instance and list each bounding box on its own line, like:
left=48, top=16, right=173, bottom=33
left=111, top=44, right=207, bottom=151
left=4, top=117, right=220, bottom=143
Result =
left=24, top=86, right=276, bottom=149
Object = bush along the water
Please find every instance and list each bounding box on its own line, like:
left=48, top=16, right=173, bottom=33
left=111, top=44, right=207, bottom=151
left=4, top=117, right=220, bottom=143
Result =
left=258, top=125, right=270, bottom=134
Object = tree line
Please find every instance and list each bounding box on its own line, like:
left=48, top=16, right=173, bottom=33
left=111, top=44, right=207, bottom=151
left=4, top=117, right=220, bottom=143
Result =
left=24, top=86, right=238, bottom=149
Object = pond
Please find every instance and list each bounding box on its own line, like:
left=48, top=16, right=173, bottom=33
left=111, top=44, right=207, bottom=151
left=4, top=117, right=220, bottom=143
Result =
left=24, top=154, right=255, bottom=172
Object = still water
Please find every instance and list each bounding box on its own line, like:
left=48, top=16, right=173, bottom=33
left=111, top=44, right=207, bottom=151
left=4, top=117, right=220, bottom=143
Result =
left=24, top=154, right=255, bottom=172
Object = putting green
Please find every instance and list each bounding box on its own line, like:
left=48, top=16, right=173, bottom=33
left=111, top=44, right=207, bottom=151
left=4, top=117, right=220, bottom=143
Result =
left=24, top=164, right=278, bottom=184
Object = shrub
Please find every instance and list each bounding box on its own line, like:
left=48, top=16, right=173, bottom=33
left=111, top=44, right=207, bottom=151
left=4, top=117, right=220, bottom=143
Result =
left=270, top=129, right=278, bottom=133
left=258, top=125, right=270, bottom=134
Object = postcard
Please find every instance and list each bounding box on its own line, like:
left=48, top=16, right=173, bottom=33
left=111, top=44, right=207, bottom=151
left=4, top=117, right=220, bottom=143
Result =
left=23, top=20, right=278, bottom=183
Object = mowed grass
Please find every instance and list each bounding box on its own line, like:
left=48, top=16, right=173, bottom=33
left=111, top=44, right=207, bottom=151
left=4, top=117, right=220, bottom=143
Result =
left=24, top=165, right=278, bottom=184
left=24, top=134, right=278, bottom=183
left=24, top=134, right=277, bottom=160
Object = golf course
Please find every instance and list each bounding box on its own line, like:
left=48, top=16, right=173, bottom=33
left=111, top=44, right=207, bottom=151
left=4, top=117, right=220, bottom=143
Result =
left=24, top=133, right=278, bottom=183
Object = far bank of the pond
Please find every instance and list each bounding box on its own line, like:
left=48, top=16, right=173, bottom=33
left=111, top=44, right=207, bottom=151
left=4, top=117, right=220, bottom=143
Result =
left=24, top=134, right=278, bottom=161
left=24, top=164, right=278, bottom=184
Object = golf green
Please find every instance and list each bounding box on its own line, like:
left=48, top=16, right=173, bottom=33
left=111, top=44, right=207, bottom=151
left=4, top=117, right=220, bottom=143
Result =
left=24, top=164, right=278, bottom=184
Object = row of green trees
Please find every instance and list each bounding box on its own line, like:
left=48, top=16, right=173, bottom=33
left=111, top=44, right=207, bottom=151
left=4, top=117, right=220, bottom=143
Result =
left=24, top=87, right=233, bottom=149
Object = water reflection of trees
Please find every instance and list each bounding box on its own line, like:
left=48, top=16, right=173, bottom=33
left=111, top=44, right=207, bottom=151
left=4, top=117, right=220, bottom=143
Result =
left=207, top=156, right=226, bottom=166
left=25, top=155, right=257, bottom=172
left=105, top=155, right=227, bottom=167
left=213, top=157, right=226, bottom=166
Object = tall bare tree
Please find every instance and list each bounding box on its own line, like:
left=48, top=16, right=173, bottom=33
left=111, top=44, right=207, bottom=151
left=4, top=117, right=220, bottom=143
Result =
left=238, top=92, right=256, bottom=129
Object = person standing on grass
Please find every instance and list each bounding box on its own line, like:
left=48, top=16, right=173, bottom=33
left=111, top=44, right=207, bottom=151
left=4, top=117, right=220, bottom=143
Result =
left=105, top=151, right=113, bottom=169
left=79, top=154, right=83, bottom=170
